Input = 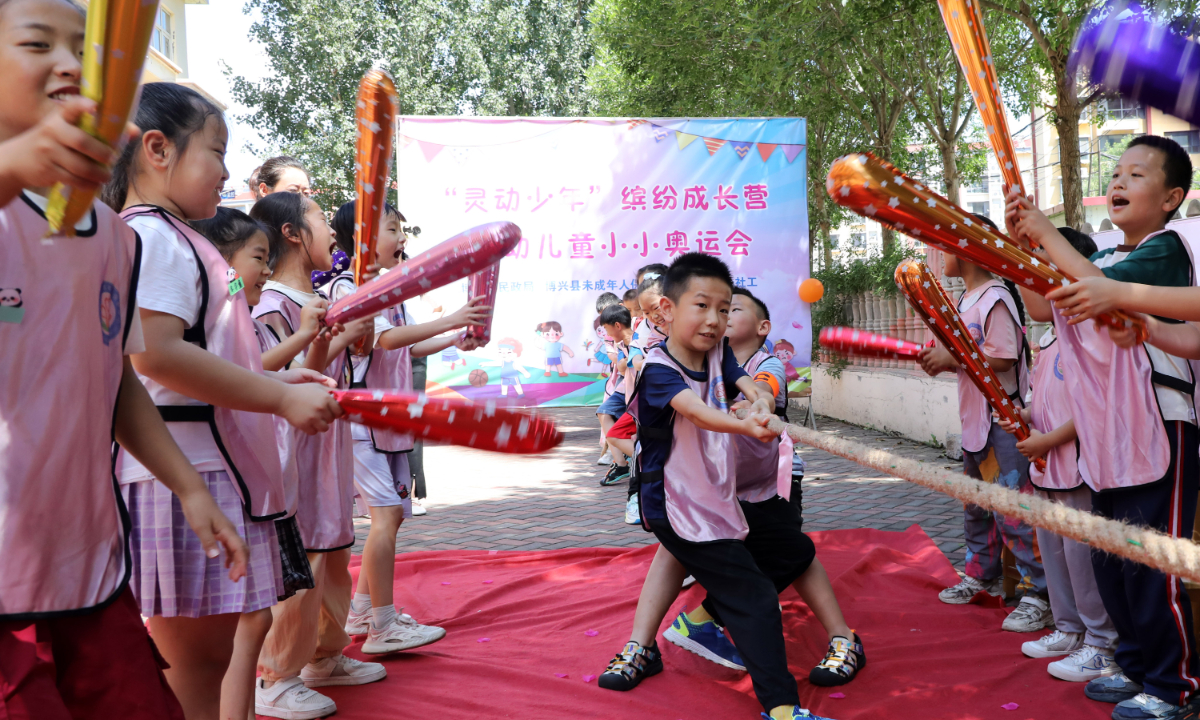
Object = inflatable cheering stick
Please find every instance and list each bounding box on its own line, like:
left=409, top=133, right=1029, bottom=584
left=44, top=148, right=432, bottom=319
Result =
left=353, top=70, right=398, bottom=286
left=1070, top=4, right=1200, bottom=128
left=826, top=152, right=1146, bottom=342
left=465, top=264, right=500, bottom=346
left=937, top=0, right=1025, bottom=199
left=895, top=260, right=1044, bottom=471
left=325, top=221, right=521, bottom=327
left=45, top=0, right=160, bottom=237
left=334, top=390, right=563, bottom=454
left=819, top=326, right=924, bottom=361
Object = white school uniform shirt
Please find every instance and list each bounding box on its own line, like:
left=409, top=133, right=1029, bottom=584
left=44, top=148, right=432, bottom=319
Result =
left=117, top=213, right=224, bottom=483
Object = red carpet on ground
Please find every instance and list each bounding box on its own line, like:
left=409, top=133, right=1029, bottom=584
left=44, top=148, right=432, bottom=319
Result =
left=309, top=526, right=1111, bottom=720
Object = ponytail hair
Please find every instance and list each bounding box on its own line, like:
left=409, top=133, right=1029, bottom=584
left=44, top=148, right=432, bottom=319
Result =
left=101, top=82, right=224, bottom=211
left=254, top=155, right=309, bottom=199
left=330, top=201, right=407, bottom=259
left=250, top=191, right=312, bottom=270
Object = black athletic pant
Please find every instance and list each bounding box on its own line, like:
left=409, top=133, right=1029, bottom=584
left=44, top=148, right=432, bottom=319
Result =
left=701, top=497, right=816, bottom=625
left=651, top=501, right=803, bottom=711
left=1091, top=420, right=1200, bottom=706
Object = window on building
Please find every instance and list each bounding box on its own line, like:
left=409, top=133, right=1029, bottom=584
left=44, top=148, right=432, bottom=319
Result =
left=968, top=201, right=990, bottom=217
left=1102, top=97, right=1144, bottom=120
left=850, top=233, right=866, bottom=250
left=151, top=8, right=174, bottom=60
left=963, top=174, right=989, bottom=194
left=1099, top=133, right=1132, bottom=153
left=1167, top=130, right=1200, bottom=154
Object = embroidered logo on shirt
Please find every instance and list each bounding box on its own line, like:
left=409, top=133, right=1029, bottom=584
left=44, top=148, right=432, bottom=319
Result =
left=1054, top=352, right=1064, bottom=381
left=226, top=267, right=244, bottom=297
left=710, top=375, right=729, bottom=411
left=967, top=322, right=984, bottom=344
left=0, top=288, right=23, bottom=323
left=99, top=282, right=121, bottom=345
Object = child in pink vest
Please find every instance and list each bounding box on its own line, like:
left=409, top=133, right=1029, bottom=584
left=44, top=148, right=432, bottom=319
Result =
left=328, top=200, right=485, bottom=660
left=1000, top=228, right=1119, bottom=685
left=190, top=206, right=341, bottom=719
left=247, top=191, right=384, bottom=718
left=1009, top=135, right=1199, bottom=718
left=615, top=253, right=833, bottom=720
left=0, top=8, right=247, bottom=716
left=101, top=82, right=343, bottom=720
left=600, top=288, right=861, bottom=703
left=917, top=215, right=1049, bottom=633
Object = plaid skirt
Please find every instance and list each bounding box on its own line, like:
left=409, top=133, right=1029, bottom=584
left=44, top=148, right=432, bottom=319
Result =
left=123, top=471, right=284, bottom=618
left=274, top=515, right=315, bottom=601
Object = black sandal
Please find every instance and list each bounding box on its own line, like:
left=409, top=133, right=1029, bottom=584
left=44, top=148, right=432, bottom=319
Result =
left=809, top=633, right=865, bottom=686
left=598, top=640, right=663, bottom=691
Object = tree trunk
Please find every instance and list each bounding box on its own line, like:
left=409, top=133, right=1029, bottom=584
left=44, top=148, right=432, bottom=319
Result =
left=941, top=142, right=961, bottom=206
left=1053, top=59, right=1085, bottom=229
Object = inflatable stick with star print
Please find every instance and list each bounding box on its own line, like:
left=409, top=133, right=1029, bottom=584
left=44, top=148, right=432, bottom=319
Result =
left=895, top=259, right=1044, bottom=472
left=937, top=0, right=1025, bottom=202
left=826, top=152, right=1146, bottom=342
left=325, top=221, right=520, bottom=327
left=44, top=0, right=159, bottom=237
left=353, top=70, right=397, bottom=286
left=333, top=390, right=562, bottom=454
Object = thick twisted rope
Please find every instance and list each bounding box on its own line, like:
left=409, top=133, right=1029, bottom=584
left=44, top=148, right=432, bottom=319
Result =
left=738, top=410, right=1200, bottom=583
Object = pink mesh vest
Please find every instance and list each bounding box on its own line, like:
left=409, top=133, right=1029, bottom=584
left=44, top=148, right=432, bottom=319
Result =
left=332, top=272, right=414, bottom=453
left=253, top=318, right=301, bottom=516
left=955, top=280, right=1030, bottom=453
left=117, top=206, right=287, bottom=521
left=1028, top=332, right=1082, bottom=491
left=732, top=348, right=793, bottom=503
left=1, top=196, right=136, bottom=616
left=254, top=287, right=355, bottom=551
left=1053, top=229, right=1196, bottom=491
left=635, top=345, right=746, bottom=542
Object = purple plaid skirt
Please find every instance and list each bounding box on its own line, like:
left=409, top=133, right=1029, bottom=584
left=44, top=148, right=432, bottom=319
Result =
left=123, top=471, right=284, bottom=618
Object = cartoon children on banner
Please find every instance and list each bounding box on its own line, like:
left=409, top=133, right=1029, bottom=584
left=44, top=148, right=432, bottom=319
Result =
left=587, top=318, right=615, bottom=378
left=535, top=321, right=574, bottom=377
left=480, top=337, right=532, bottom=397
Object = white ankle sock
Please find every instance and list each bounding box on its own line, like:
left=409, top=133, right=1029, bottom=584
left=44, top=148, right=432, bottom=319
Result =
left=371, top=604, right=397, bottom=630
left=352, top=593, right=372, bottom=614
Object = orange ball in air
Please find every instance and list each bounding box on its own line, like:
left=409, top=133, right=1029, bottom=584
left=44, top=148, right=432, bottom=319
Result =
left=798, top=278, right=824, bottom=304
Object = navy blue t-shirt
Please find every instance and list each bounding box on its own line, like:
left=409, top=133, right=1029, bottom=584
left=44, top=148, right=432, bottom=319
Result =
left=636, top=340, right=748, bottom=477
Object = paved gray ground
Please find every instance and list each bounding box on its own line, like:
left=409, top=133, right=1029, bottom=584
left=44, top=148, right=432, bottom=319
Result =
left=352, top=407, right=969, bottom=570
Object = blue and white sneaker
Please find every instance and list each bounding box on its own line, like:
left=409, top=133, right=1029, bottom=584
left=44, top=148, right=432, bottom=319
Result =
left=759, top=707, right=837, bottom=720
left=663, top=610, right=746, bottom=671
left=1086, top=673, right=1145, bottom=704
left=1112, top=693, right=1197, bottom=720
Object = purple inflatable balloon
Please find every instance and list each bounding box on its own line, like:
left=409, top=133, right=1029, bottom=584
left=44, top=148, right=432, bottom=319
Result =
left=1069, top=5, right=1200, bottom=125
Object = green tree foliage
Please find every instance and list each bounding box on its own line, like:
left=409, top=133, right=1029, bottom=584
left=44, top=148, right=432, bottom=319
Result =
left=229, top=0, right=594, bottom=207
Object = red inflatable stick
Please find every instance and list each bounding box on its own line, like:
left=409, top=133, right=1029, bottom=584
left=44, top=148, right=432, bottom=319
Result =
left=352, top=70, right=398, bottom=286
left=465, top=263, right=500, bottom=346
left=334, top=390, right=562, bottom=454
left=326, top=222, right=520, bottom=327
left=895, top=260, right=1044, bottom=471
left=819, top=326, right=923, bottom=360
left=826, top=152, right=1146, bottom=341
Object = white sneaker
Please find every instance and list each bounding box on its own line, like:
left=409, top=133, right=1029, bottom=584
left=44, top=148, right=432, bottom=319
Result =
left=255, top=677, right=336, bottom=720
left=597, top=450, right=612, bottom=465
left=361, top=612, right=447, bottom=655
left=938, top=575, right=1001, bottom=604
left=1021, top=630, right=1083, bottom=658
left=345, top=605, right=370, bottom=636
left=1048, top=645, right=1118, bottom=682
left=624, top=494, right=641, bottom=525
left=1002, top=596, right=1054, bottom=633
left=412, top=501, right=427, bottom=516
left=300, top=654, right=386, bottom=687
